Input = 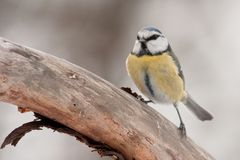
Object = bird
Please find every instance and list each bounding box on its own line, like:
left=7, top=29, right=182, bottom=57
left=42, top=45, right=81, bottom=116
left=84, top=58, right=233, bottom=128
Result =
left=126, top=27, right=213, bottom=135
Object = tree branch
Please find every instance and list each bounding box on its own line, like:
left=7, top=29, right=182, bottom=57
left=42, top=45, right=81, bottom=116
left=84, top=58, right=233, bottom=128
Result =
left=0, top=38, right=214, bottom=160
left=1, top=113, right=124, bottom=159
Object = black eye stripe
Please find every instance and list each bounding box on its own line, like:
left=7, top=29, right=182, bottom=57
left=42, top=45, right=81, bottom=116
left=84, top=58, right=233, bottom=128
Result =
left=146, top=34, right=160, bottom=41
left=137, top=35, right=140, bottom=40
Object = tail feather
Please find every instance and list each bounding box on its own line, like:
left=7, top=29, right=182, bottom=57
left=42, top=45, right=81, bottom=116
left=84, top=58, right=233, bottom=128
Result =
left=183, top=94, right=213, bottom=121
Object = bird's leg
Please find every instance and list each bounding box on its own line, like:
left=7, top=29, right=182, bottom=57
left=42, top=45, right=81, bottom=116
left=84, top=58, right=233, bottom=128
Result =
left=174, top=104, right=186, bottom=137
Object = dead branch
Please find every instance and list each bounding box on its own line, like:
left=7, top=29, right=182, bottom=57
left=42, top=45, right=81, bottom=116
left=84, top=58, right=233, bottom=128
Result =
left=0, top=38, right=214, bottom=160
left=1, top=113, right=124, bottom=159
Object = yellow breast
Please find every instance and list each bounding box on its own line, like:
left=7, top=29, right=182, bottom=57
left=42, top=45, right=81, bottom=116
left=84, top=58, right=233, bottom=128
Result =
left=126, top=53, right=185, bottom=103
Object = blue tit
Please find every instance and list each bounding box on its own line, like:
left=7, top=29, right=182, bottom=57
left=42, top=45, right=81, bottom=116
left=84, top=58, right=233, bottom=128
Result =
left=126, top=27, right=213, bottom=134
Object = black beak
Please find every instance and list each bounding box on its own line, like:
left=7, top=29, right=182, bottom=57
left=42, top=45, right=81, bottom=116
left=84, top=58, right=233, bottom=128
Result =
left=139, top=41, right=151, bottom=56
left=140, top=41, right=147, bottom=50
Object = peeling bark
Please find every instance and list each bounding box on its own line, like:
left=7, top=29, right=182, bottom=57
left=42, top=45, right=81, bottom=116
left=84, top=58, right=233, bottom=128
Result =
left=0, top=38, right=214, bottom=160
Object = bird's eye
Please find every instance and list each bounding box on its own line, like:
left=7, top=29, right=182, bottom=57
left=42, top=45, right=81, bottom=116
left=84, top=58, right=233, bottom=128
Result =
left=146, top=34, right=160, bottom=41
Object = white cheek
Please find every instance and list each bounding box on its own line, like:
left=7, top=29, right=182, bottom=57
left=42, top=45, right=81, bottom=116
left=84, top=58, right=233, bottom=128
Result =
left=147, top=38, right=168, bottom=54
left=132, top=40, right=141, bottom=54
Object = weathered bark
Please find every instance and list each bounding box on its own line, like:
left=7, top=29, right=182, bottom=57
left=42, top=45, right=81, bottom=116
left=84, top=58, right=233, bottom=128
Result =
left=0, top=38, right=214, bottom=160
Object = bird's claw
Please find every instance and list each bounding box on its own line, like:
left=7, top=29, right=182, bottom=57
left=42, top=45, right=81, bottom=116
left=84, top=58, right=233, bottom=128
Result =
left=140, top=99, right=153, bottom=104
left=178, top=122, right=186, bottom=137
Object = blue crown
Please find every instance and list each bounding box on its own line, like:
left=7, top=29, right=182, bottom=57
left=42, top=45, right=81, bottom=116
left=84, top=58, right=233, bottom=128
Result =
left=144, top=27, right=161, bottom=34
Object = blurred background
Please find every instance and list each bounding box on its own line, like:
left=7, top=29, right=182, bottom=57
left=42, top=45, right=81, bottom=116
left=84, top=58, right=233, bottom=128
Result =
left=0, top=0, right=239, bottom=159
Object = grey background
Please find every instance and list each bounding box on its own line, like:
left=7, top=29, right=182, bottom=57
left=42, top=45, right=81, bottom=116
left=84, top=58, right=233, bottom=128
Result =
left=0, top=0, right=239, bottom=159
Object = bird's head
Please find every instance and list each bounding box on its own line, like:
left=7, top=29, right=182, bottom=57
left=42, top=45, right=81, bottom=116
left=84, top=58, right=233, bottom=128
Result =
left=132, top=27, right=169, bottom=56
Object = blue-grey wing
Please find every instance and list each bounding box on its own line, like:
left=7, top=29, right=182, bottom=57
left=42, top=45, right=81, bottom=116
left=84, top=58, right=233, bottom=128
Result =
left=167, top=45, right=185, bottom=87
